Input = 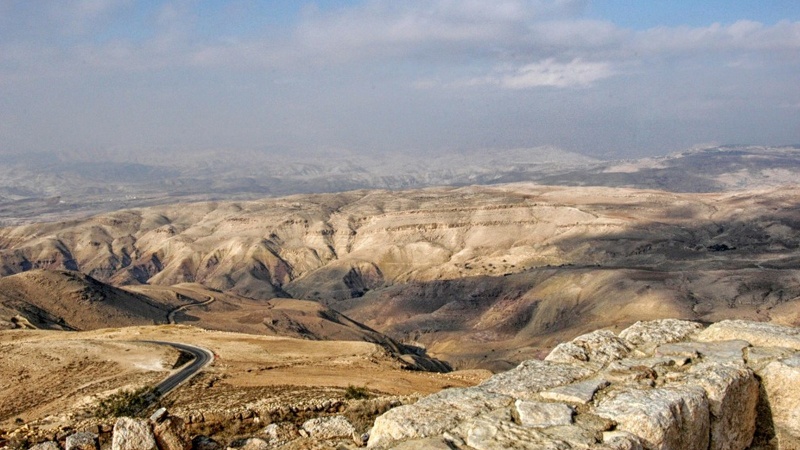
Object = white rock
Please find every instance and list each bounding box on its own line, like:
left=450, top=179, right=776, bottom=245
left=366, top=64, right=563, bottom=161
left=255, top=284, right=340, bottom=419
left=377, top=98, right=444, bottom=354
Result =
left=687, top=362, right=759, bottom=450
left=594, top=385, right=710, bottom=450
left=759, top=355, right=800, bottom=448
left=261, top=422, right=298, bottom=446
left=698, top=320, right=800, bottom=350
left=515, top=400, right=573, bottom=428
left=546, top=330, right=630, bottom=366
left=66, top=432, right=98, bottom=450
left=301, top=415, right=356, bottom=439
left=545, top=342, right=588, bottom=363
left=540, top=378, right=609, bottom=405
left=619, top=319, right=703, bottom=348
left=367, top=387, right=513, bottom=448
left=480, top=360, right=594, bottom=400
left=600, top=431, right=645, bottom=450
left=656, top=340, right=749, bottom=365
left=111, top=418, right=157, bottom=450
left=465, top=415, right=573, bottom=450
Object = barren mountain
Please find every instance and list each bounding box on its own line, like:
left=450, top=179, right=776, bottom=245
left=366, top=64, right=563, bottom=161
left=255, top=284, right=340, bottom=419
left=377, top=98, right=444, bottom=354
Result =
left=1, top=146, right=797, bottom=225
left=1, top=178, right=799, bottom=368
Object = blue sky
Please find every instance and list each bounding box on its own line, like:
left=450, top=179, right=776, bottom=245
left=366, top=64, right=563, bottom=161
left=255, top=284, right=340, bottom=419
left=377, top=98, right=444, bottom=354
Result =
left=1, top=1, right=799, bottom=160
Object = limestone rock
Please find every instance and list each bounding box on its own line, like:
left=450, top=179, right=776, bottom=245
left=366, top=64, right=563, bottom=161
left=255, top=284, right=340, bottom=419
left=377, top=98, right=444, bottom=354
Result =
left=540, top=378, right=609, bottom=405
left=759, top=355, right=800, bottom=448
left=745, top=346, right=795, bottom=371
left=619, top=319, right=703, bottom=348
left=480, top=360, right=594, bottom=400
left=367, top=387, right=512, bottom=448
left=698, top=320, right=800, bottom=350
left=545, top=342, right=588, bottom=363
left=30, top=442, right=61, bottom=450
left=65, top=432, right=98, bottom=450
left=656, top=340, right=749, bottom=365
left=599, top=431, right=645, bottom=450
left=594, top=385, right=710, bottom=450
left=111, top=417, right=157, bottom=450
left=687, top=362, right=759, bottom=450
left=545, top=330, right=630, bottom=366
left=153, top=416, right=190, bottom=450
left=515, top=400, right=573, bottom=428
left=464, top=415, right=572, bottom=450
left=261, top=422, right=299, bottom=446
left=301, top=415, right=356, bottom=439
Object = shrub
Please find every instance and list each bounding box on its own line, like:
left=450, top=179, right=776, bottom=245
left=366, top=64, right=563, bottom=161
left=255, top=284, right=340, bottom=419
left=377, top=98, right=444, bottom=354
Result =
left=94, top=386, right=156, bottom=418
left=344, top=385, right=371, bottom=400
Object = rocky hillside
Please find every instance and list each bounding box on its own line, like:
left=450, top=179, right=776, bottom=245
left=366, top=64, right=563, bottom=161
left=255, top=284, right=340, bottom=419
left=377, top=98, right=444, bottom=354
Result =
left=9, top=319, right=800, bottom=449
left=368, top=319, right=800, bottom=449
left=1, top=183, right=799, bottom=366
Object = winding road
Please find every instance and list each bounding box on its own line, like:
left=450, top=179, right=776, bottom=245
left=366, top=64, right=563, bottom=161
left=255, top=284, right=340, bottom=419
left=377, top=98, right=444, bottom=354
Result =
left=167, top=296, right=216, bottom=324
left=141, top=341, right=214, bottom=398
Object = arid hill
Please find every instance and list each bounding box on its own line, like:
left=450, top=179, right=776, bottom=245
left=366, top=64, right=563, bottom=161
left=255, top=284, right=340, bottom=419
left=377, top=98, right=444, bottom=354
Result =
left=1, top=181, right=799, bottom=367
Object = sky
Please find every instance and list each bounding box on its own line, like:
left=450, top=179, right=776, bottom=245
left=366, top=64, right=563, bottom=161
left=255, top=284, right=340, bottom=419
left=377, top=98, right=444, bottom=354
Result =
left=1, top=1, right=799, bottom=161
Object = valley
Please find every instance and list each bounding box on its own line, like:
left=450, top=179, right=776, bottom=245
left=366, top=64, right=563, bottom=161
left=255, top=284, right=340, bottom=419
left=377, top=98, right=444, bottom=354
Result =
left=1, top=146, right=800, bottom=448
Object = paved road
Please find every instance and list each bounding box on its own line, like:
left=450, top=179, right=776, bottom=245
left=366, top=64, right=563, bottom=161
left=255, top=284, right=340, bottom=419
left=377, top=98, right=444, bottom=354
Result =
left=142, top=341, right=214, bottom=398
left=167, top=296, right=216, bottom=324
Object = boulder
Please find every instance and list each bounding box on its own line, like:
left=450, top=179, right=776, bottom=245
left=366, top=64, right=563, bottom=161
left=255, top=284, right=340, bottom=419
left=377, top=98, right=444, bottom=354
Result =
left=301, top=415, right=356, bottom=439
left=540, top=378, right=609, bottom=405
left=599, top=431, right=645, bottom=450
left=594, top=385, right=710, bottom=450
left=367, top=387, right=512, bottom=447
left=463, top=415, right=573, bottom=450
left=655, top=340, right=749, bottom=365
left=546, top=330, right=630, bottom=366
left=480, top=360, right=594, bottom=400
left=687, top=362, right=759, bottom=450
left=261, top=422, right=298, bottom=446
left=759, top=354, right=800, bottom=448
left=619, top=319, right=703, bottom=348
left=514, top=400, right=573, bottom=428
left=65, top=432, right=98, bottom=450
left=153, top=416, right=190, bottom=450
left=111, top=417, right=157, bottom=450
left=698, top=320, right=800, bottom=350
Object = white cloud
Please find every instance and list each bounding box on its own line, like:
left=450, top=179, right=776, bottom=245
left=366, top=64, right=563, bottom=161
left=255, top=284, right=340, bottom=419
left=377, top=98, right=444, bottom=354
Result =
left=464, top=58, right=615, bottom=88
left=636, top=20, right=800, bottom=54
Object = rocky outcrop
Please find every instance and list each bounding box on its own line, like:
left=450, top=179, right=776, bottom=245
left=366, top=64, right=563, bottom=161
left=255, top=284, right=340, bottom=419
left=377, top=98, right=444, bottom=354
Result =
left=111, top=417, right=158, bottom=450
left=301, top=416, right=357, bottom=439
left=64, top=432, right=99, bottom=450
left=367, top=319, right=800, bottom=449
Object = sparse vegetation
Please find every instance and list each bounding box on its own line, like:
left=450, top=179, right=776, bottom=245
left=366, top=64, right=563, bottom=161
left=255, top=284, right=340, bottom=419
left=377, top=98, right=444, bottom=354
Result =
left=344, top=384, right=371, bottom=400
left=94, top=386, right=157, bottom=418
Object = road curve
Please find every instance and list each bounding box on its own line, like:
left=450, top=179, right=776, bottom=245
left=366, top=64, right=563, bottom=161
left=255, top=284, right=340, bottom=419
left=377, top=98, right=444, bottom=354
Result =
left=141, top=341, right=214, bottom=398
left=167, top=296, right=216, bottom=324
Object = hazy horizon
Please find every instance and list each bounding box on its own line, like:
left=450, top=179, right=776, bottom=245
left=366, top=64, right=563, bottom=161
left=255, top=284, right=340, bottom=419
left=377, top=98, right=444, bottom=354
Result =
left=2, top=1, right=799, bottom=162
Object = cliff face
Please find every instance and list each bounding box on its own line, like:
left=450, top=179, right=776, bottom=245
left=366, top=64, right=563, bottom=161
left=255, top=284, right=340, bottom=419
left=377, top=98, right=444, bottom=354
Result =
left=368, top=319, right=800, bottom=450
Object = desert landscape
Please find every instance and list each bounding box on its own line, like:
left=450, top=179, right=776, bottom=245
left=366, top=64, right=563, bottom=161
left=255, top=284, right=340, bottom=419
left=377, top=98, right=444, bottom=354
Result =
left=2, top=1, right=800, bottom=447
left=1, top=146, right=800, bottom=448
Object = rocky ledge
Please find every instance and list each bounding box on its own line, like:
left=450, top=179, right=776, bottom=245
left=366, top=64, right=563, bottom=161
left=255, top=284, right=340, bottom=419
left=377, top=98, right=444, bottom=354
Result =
left=368, top=319, right=800, bottom=450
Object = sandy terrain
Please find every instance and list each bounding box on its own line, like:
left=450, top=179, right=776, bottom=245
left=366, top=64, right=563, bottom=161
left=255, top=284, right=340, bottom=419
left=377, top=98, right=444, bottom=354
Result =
left=0, top=325, right=489, bottom=431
